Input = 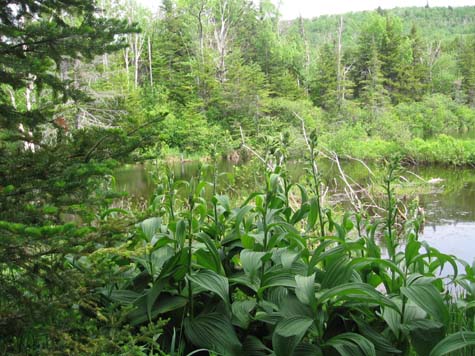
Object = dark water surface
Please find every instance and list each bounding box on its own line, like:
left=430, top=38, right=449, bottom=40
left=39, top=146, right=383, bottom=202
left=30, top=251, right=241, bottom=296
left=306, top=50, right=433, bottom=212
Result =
left=114, top=160, right=475, bottom=263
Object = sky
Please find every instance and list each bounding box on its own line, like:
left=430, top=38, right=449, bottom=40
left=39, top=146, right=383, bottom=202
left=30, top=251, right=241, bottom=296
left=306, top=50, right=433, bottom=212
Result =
left=136, top=0, right=475, bottom=20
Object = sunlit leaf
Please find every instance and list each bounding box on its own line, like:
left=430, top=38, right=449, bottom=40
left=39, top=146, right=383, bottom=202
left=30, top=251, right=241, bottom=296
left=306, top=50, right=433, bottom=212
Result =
left=401, top=283, right=449, bottom=326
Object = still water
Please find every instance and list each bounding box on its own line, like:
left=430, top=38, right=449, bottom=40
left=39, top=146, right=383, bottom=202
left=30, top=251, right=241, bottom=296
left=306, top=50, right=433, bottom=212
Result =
left=114, top=160, right=475, bottom=264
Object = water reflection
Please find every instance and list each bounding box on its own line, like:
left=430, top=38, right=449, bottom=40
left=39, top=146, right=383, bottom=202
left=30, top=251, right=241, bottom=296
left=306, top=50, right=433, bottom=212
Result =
left=114, top=159, right=475, bottom=261
left=421, top=223, right=475, bottom=264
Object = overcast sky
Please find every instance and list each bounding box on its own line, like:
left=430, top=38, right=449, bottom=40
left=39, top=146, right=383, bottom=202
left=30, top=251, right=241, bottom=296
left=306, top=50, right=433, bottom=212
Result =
left=136, top=0, right=475, bottom=20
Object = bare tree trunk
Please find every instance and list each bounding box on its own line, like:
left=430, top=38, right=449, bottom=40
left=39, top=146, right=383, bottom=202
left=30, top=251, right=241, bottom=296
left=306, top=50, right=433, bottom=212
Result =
left=213, top=0, right=229, bottom=84
left=73, top=59, right=83, bottom=129
left=103, top=53, right=109, bottom=69
left=336, top=16, right=344, bottom=108
left=194, top=1, right=205, bottom=97
left=134, top=34, right=140, bottom=88
left=124, top=47, right=130, bottom=88
left=427, top=40, right=441, bottom=94
left=299, top=16, right=310, bottom=95
left=148, top=35, right=153, bottom=87
left=100, top=0, right=109, bottom=69
left=133, top=33, right=145, bottom=88
left=197, top=1, right=205, bottom=67
left=23, top=74, right=36, bottom=152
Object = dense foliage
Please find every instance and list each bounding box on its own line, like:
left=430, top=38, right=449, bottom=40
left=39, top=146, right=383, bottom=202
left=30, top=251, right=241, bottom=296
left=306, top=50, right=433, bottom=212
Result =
left=2, top=0, right=475, bottom=354
left=0, top=0, right=161, bottom=351
left=78, top=1, right=475, bottom=163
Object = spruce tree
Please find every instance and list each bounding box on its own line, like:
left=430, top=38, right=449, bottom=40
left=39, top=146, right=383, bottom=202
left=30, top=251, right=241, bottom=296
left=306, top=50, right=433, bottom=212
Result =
left=311, top=43, right=338, bottom=110
left=405, top=24, right=429, bottom=101
left=380, top=16, right=405, bottom=103
left=360, top=38, right=389, bottom=130
left=458, top=36, right=475, bottom=106
left=0, top=0, right=158, bottom=351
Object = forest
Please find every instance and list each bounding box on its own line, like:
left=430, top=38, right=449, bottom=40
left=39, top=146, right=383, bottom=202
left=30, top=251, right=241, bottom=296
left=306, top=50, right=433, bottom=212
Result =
left=2, top=0, right=475, bottom=355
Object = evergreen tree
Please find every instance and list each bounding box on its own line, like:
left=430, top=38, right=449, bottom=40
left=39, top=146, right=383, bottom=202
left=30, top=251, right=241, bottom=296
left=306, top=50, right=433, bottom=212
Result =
left=360, top=38, right=389, bottom=129
left=311, top=43, right=338, bottom=110
left=0, top=0, right=159, bottom=350
left=458, top=36, right=475, bottom=106
left=404, top=24, right=429, bottom=100
left=380, top=16, right=406, bottom=103
left=351, top=14, right=386, bottom=100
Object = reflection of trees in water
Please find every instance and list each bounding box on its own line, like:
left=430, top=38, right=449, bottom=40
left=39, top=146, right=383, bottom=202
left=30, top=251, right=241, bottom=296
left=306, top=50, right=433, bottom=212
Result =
left=414, top=165, right=475, bottom=225
left=115, top=165, right=155, bottom=197
left=115, top=160, right=475, bottom=227
left=420, top=186, right=475, bottom=225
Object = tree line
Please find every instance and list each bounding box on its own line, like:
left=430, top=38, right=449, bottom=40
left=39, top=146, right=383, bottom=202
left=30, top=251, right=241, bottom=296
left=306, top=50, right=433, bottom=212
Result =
left=81, top=1, right=475, bottom=155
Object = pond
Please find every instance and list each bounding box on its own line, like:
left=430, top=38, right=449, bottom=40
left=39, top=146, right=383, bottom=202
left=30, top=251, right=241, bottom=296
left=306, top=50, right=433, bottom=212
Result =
left=114, top=159, right=475, bottom=264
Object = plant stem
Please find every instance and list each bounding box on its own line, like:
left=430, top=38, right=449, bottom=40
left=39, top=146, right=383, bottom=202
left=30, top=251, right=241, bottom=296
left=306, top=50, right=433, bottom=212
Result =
left=187, top=192, right=194, bottom=319
left=310, top=144, right=325, bottom=237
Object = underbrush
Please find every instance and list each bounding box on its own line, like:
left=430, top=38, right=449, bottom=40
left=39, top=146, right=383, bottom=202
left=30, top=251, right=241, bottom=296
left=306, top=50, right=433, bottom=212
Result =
left=326, top=134, right=475, bottom=166
left=89, top=140, right=475, bottom=355
left=3, top=138, right=475, bottom=355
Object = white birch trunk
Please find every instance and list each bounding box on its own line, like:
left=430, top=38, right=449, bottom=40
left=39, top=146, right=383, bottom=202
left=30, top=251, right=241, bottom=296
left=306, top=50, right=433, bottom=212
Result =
left=148, top=35, right=153, bottom=87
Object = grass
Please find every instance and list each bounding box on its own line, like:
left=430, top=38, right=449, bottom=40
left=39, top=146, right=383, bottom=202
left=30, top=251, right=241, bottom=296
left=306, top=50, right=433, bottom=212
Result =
left=324, top=134, right=475, bottom=166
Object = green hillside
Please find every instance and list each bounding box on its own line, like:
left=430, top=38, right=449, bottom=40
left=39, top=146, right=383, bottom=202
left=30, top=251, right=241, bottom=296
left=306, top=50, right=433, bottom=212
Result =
left=286, top=6, right=475, bottom=46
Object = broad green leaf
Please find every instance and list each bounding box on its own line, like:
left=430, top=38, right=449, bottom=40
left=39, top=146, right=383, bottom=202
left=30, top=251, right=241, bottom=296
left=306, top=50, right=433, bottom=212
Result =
left=106, top=289, right=143, bottom=304
left=342, top=212, right=354, bottom=231
left=242, top=335, right=272, bottom=356
left=310, top=239, right=364, bottom=269
left=405, top=319, right=445, bottom=356
left=234, top=205, right=254, bottom=237
left=184, top=313, right=242, bottom=356
left=240, top=249, right=265, bottom=279
left=279, top=295, right=313, bottom=319
left=274, top=316, right=314, bottom=337
left=291, top=205, right=309, bottom=225
left=321, top=257, right=353, bottom=289
left=401, top=283, right=449, bottom=326
left=175, top=219, right=186, bottom=249
left=196, top=232, right=222, bottom=273
left=318, top=283, right=399, bottom=311
left=272, top=333, right=302, bottom=356
left=382, top=303, right=402, bottom=338
left=195, top=249, right=219, bottom=272
left=260, top=268, right=297, bottom=294
left=325, top=333, right=376, bottom=356
left=405, top=237, right=421, bottom=265
left=307, top=197, right=319, bottom=230
left=128, top=295, right=187, bottom=326
left=430, top=331, right=475, bottom=356
left=382, top=298, right=426, bottom=337
left=188, top=269, right=229, bottom=305
left=280, top=249, right=300, bottom=269
left=354, top=316, right=401, bottom=354
left=232, top=300, right=256, bottom=329
left=294, top=343, right=323, bottom=356
left=350, top=257, right=405, bottom=279
left=215, top=194, right=231, bottom=212
left=141, top=245, right=174, bottom=278
left=140, top=217, right=161, bottom=241
left=267, top=286, right=289, bottom=307
left=229, top=273, right=260, bottom=292
left=146, top=280, right=164, bottom=321
left=295, top=273, right=316, bottom=306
